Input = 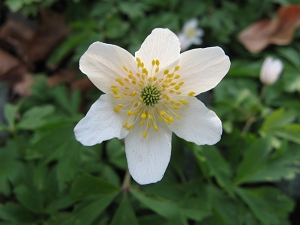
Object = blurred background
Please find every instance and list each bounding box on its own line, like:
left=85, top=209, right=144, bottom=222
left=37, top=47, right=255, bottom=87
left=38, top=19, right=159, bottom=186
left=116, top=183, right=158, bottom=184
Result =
left=0, top=0, right=300, bottom=224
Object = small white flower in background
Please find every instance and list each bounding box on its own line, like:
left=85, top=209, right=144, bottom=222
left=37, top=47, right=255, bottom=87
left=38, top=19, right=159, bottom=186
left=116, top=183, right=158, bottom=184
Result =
left=74, top=28, right=230, bottom=185
left=178, top=18, right=204, bottom=51
left=260, top=57, right=283, bottom=85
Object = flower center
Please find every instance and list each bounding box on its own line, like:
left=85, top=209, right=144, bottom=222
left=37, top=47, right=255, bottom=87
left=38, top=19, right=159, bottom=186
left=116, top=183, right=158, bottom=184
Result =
left=187, top=28, right=195, bottom=38
left=141, top=85, right=161, bottom=106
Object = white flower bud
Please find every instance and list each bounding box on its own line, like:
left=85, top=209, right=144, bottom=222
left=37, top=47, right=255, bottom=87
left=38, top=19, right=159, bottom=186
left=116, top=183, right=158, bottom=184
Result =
left=260, top=57, right=283, bottom=85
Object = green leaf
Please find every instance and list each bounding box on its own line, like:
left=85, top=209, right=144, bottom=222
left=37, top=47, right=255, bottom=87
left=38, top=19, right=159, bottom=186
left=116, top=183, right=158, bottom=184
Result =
left=193, top=145, right=233, bottom=196
left=56, top=141, right=81, bottom=190
left=240, top=142, right=300, bottom=183
left=17, top=105, right=55, bottom=129
left=105, top=16, right=130, bottom=39
left=106, top=139, right=127, bottom=169
left=236, top=187, right=294, bottom=225
left=274, top=124, right=300, bottom=144
left=70, top=173, right=119, bottom=201
left=0, top=202, right=35, bottom=223
left=14, top=184, right=43, bottom=213
left=261, top=108, right=297, bottom=132
left=208, top=185, right=243, bottom=225
left=130, top=189, right=181, bottom=220
left=4, top=103, right=18, bottom=128
left=234, top=137, right=272, bottom=185
left=110, top=194, right=138, bottom=225
left=62, top=195, right=116, bottom=225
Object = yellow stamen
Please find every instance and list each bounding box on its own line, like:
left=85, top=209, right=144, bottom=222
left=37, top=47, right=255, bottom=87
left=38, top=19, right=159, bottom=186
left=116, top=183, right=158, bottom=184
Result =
left=114, top=107, right=120, bottom=112
left=143, top=131, right=147, bottom=138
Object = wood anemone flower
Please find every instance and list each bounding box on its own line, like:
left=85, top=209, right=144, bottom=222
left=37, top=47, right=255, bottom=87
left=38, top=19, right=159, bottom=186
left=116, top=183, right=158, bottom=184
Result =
left=74, top=28, right=230, bottom=185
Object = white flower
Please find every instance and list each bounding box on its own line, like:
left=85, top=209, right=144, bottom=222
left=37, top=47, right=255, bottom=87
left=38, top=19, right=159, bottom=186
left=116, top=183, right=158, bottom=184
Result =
left=74, top=28, right=230, bottom=185
left=178, top=18, right=204, bottom=51
left=260, top=57, right=283, bottom=85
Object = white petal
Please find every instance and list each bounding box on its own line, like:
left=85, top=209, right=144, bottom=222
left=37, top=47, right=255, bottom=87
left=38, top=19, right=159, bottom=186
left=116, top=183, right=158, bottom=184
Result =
left=74, top=94, right=129, bottom=146
left=178, top=47, right=230, bottom=95
left=178, top=33, right=192, bottom=51
left=125, top=120, right=172, bottom=185
left=183, top=18, right=198, bottom=32
left=135, top=28, right=180, bottom=70
left=79, top=42, right=136, bottom=93
left=169, top=97, right=222, bottom=145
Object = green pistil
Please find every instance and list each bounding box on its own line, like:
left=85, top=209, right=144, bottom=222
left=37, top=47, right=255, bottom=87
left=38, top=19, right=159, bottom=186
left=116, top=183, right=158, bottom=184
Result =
left=141, top=85, right=161, bottom=106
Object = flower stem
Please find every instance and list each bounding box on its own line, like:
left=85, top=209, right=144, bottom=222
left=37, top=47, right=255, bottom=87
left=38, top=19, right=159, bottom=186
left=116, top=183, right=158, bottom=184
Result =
left=121, top=169, right=131, bottom=192
left=242, top=85, right=267, bottom=135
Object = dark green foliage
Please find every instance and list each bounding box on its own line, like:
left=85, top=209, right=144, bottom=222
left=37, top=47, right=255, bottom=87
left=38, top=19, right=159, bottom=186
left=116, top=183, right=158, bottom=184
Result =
left=1, top=0, right=300, bottom=224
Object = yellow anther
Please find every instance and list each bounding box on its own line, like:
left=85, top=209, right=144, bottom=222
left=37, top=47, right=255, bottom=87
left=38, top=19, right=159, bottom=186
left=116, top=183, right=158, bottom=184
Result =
left=163, top=94, right=170, bottom=100
left=117, top=104, right=124, bottom=108
left=114, top=107, right=120, bottom=112
left=136, top=57, right=141, bottom=63
left=178, top=81, right=184, bottom=86
left=152, top=60, right=155, bottom=66
left=164, top=69, right=169, bottom=75
left=141, top=113, right=147, bottom=119
left=114, top=95, right=121, bottom=98
left=130, top=91, right=136, bottom=96
left=143, top=131, right=147, bottom=138
left=174, top=85, right=180, bottom=90
left=153, top=76, right=157, bottom=81
left=163, top=101, right=169, bottom=105
left=175, top=65, right=180, bottom=71
left=138, top=82, right=144, bottom=87
left=111, top=85, right=118, bottom=88
left=127, top=124, right=133, bottom=130
left=155, top=59, right=160, bottom=65
left=158, top=117, right=163, bottom=122
left=166, top=110, right=171, bottom=115
left=148, top=77, right=153, bottom=82
left=112, top=88, right=119, bottom=95
left=174, top=75, right=180, bottom=79
left=179, top=99, right=189, bottom=105
left=167, top=73, right=174, bottom=78
left=124, top=78, right=129, bottom=82
left=148, top=114, right=153, bottom=119
left=148, top=122, right=152, bottom=128
left=127, top=110, right=133, bottom=116
left=123, top=121, right=128, bottom=127
left=164, top=118, right=171, bottom=125
left=123, top=66, right=128, bottom=72
left=173, top=106, right=179, bottom=110
left=176, top=92, right=181, bottom=95
left=141, top=62, right=144, bottom=68
left=188, top=91, right=196, bottom=96
left=155, top=67, right=159, bottom=73
left=170, top=82, right=176, bottom=86
left=154, top=124, right=159, bottom=132
left=142, top=74, right=145, bottom=80
left=162, top=83, right=170, bottom=88
left=140, top=119, right=145, bottom=126
left=159, top=111, right=165, bottom=116
left=134, top=103, right=139, bottom=107
left=175, top=114, right=180, bottom=119
left=169, top=90, right=175, bottom=94
left=137, top=73, right=141, bottom=78
left=123, top=92, right=128, bottom=96
left=169, top=116, right=174, bottom=122
left=142, top=68, right=148, bottom=74
left=139, top=97, right=143, bottom=101
left=132, top=80, right=136, bottom=85
left=175, top=102, right=181, bottom=106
